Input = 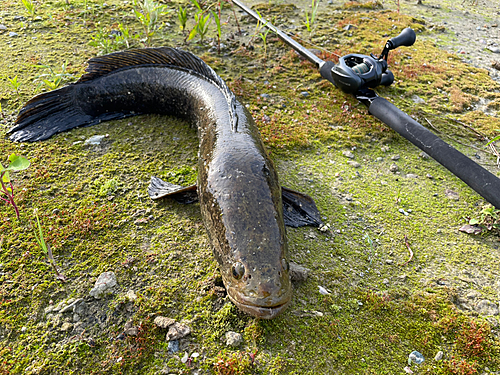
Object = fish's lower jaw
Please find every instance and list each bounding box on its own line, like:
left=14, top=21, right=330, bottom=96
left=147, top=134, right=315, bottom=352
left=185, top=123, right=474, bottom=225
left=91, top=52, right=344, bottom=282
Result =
left=227, top=293, right=291, bottom=319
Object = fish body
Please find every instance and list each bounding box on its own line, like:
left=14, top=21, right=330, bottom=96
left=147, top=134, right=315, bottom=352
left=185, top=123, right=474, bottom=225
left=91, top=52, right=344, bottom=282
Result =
left=9, top=48, right=294, bottom=318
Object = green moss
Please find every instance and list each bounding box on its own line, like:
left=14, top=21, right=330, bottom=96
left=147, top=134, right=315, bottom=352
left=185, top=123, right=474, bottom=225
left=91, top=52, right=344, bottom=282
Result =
left=1, top=0, right=500, bottom=374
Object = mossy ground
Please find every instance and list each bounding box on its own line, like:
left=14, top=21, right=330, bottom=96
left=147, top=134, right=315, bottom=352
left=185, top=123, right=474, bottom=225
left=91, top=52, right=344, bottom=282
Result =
left=1, top=0, right=500, bottom=374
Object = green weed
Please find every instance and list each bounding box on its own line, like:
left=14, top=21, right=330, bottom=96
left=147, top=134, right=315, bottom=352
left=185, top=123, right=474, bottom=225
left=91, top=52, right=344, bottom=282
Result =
left=178, top=5, right=188, bottom=33
left=34, top=62, right=74, bottom=91
left=20, top=0, right=36, bottom=18
left=0, top=153, right=30, bottom=220
left=5, top=75, right=22, bottom=96
left=33, top=209, right=66, bottom=281
left=134, top=0, right=170, bottom=46
left=211, top=7, right=222, bottom=53
left=303, top=0, right=319, bottom=34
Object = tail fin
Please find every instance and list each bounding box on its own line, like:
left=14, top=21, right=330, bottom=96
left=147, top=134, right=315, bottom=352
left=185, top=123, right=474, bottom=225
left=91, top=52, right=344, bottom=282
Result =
left=8, top=47, right=237, bottom=142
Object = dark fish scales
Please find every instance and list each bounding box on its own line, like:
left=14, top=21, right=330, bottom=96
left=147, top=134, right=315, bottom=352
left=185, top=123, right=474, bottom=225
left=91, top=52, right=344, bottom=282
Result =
left=9, top=48, right=322, bottom=319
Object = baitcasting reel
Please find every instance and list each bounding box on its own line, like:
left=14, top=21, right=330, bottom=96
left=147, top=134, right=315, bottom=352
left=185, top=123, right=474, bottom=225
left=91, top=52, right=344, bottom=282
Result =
left=330, top=27, right=416, bottom=94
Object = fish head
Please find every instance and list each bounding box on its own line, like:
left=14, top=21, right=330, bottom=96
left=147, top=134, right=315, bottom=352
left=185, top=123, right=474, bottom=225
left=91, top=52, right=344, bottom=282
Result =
left=202, top=162, right=292, bottom=319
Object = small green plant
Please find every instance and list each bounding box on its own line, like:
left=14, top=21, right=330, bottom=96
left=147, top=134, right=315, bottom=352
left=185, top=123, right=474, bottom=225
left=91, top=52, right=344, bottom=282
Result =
left=34, top=62, right=74, bottom=91
left=178, top=5, right=188, bottom=33
left=134, top=0, right=170, bottom=46
left=98, top=178, right=118, bottom=196
left=6, top=75, right=22, bottom=96
left=211, top=8, right=222, bottom=53
left=1, top=153, right=30, bottom=220
left=466, top=205, right=500, bottom=233
left=20, top=0, right=36, bottom=18
left=258, top=28, right=271, bottom=59
left=303, top=0, right=319, bottom=34
left=188, top=11, right=211, bottom=43
left=33, top=209, right=66, bottom=281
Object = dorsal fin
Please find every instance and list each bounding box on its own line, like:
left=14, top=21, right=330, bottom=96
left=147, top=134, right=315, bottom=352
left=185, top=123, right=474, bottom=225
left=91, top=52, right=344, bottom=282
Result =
left=80, top=47, right=238, bottom=130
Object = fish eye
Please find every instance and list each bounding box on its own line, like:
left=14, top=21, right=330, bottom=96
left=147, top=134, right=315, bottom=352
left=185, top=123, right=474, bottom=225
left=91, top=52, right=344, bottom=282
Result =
left=232, top=262, right=245, bottom=280
left=281, top=258, right=289, bottom=272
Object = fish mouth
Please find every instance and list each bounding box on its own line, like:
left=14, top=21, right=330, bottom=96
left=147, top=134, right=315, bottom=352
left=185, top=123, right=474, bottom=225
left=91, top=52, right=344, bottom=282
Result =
left=227, top=287, right=291, bottom=319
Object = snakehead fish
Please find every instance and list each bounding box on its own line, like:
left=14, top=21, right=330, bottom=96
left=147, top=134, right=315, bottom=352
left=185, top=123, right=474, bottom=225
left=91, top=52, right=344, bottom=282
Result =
left=8, top=48, right=322, bottom=319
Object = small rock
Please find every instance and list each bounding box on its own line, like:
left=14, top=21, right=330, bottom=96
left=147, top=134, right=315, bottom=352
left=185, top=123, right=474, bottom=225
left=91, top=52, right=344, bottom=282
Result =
left=0, top=24, right=7, bottom=31
left=386, top=259, right=393, bottom=264
left=391, top=154, right=400, bottom=161
left=181, top=352, right=189, bottom=363
left=84, top=134, right=107, bottom=145
left=60, top=322, right=73, bottom=332
left=475, top=299, right=499, bottom=316
left=166, top=323, right=191, bottom=341
left=411, top=95, right=426, bottom=104
left=300, top=91, right=309, bottom=97
left=125, top=289, right=137, bottom=301
left=408, top=350, right=425, bottom=365
left=492, top=61, right=500, bottom=71
left=389, top=164, right=399, bottom=173
left=347, top=161, right=361, bottom=168
left=434, top=351, right=443, bottom=361
left=381, top=146, right=390, bottom=152
left=406, top=174, right=418, bottom=179
left=342, top=150, right=355, bottom=159
left=8, top=32, right=18, bottom=37
left=60, top=298, right=83, bottom=313
left=426, top=173, right=433, bottom=179
left=318, top=285, right=331, bottom=295
left=89, top=271, right=117, bottom=298
left=168, top=340, right=180, bottom=353
left=289, top=262, right=310, bottom=282
left=419, top=151, right=429, bottom=159
left=444, top=189, right=459, bottom=200
left=488, top=46, right=500, bottom=53
left=154, top=316, right=176, bottom=329
left=260, top=93, right=270, bottom=99
left=225, top=331, right=243, bottom=347
left=124, top=320, right=138, bottom=336
left=343, top=24, right=357, bottom=31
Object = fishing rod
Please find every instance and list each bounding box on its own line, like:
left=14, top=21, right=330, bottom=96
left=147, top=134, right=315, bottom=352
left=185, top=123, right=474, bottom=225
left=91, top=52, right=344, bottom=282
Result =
left=232, top=0, right=500, bottom=209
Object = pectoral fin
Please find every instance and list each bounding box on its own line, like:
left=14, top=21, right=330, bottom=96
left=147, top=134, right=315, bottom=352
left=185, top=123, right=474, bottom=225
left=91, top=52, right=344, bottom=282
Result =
left=148, top=176, right=198, bottom=204
left=282, top=187, right=323, bottom=228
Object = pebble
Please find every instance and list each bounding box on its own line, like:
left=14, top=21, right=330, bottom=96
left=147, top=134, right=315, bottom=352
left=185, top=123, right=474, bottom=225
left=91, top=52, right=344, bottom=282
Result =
left=84, top=134, right=107, bottom=145
left=408, top=350, right=425, bottom=365
left=60, top=322, right=73, bottom=332
left=389, top=164, right=399, bottom=172
left=168, top=340, right=180, bottom=353
left=406, top=174, right=418, bottom=179
left=289, top=262, right=310, bottom=282
left=318, top=285, right=331, bottom=295
left=0, top=24, right=7, bottom=30
left=166, top=322, right=191, bottom=341
left=60, top=298, right=83, bottom=313
left=391, top=154, right=400, bottom=161
left=89, top=271, right=117, bottom=298
left=488, top=46, right=500, bottom=53
left=426, top=173, right=433, bottom=179
left=9, top=32, right=18, bottom=37
left=154, top=316, right=176, bottom=329
left=444, top=189, right=459, bottom=200
left=475, top=299, right=499, bottom=316
left=419, top=151, right=429, bottom=159
left=342, top=150, right=355, bottom=159
left=411, top=95, right=425, bottom=104
left=347, top=161, right=361, bottom=168
left=260, top=93, right=270, bottom=99
left=300, top=91, right=309, bottom=97
left=434, top=351, right=443, bottom=361
left=124, top=320, right=138, bottom=336
left=125, top=289, right=137, bottom=301
left=225, top=331, right=243, bottom=347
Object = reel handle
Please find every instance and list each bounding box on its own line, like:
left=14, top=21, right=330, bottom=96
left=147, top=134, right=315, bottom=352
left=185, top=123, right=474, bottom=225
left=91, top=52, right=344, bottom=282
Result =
left=387, top=27, right=416, bottom=50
